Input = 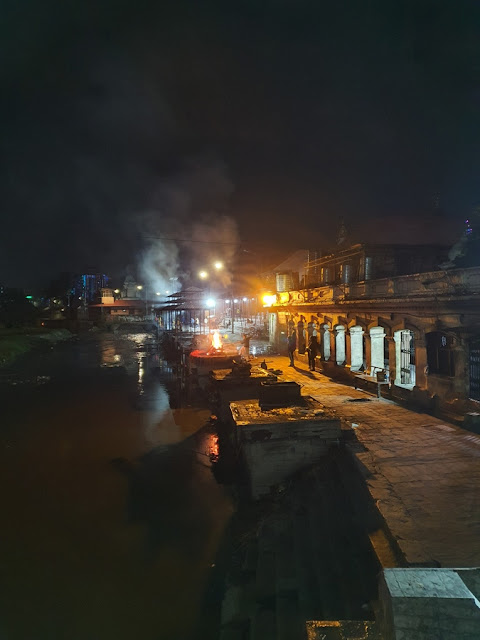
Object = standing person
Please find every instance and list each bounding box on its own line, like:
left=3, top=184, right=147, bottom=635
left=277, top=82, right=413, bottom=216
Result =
left=307, top=333, right=319, bottom=371
left=240, top=333, right=250, bottom=359
left=287, top=329, right=297, bottom=367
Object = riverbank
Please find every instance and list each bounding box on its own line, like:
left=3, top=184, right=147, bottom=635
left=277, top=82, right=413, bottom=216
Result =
left=0, top=328, right=73, bottom=367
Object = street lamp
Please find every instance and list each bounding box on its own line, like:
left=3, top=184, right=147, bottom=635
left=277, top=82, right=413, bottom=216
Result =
left=214, top=261, right=223, bottom=270
left=198, top=270, right=208, bottom=280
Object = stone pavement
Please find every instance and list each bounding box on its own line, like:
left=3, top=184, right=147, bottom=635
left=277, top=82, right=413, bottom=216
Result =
left=254, top=355, right=480, bottom=569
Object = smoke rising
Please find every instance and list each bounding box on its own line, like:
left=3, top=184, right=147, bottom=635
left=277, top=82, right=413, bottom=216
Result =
left=137, top=159, right=239, bottom=295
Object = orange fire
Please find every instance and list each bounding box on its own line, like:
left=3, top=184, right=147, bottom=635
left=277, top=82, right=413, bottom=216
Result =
left=211, top=330, right=222, bottom=351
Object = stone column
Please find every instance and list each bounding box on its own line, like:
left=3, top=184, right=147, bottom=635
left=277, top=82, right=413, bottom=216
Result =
left=349, top=326, right=364, bottom=371
left=334, top=326, right=346, bottom=365
left=370, top=326, right=386, bottom=374
left=321, top=325, right=331, bottom=361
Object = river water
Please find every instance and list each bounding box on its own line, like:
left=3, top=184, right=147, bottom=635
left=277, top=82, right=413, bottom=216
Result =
left=0, top=330, right=234, bottom=640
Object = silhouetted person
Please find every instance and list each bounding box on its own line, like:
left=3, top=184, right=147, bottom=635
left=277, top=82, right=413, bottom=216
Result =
left=307, top=334, right=319, bottom=371
left=287, top=329, right=297, bottom=366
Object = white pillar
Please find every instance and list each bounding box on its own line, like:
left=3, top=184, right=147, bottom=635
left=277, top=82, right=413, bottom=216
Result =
left=334, top=325, right=346, bottom=365
left=394, top=331, right=402, bottom=386
left=349, top=325, right=364, bottom=371
left=370, top=326, right=386, bottom=374
left=321, top=325, right=331, bottom=361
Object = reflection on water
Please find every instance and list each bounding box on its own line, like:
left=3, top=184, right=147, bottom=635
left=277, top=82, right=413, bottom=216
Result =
left=0, top=329, right=234, bottom=640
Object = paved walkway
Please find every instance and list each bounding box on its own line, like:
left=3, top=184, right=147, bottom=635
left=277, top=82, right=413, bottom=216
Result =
left=254, top=355, right=480, bottom=569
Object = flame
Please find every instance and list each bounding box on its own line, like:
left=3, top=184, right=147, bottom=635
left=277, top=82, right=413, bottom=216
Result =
left=211, top=330, right=222, bottom=350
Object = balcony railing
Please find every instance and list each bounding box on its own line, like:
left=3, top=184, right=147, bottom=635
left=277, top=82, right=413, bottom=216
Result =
left=274, top=266, right=480, bottom=305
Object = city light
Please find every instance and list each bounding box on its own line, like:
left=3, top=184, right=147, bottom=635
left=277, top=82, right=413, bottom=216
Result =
left=156, top=292, right=161, bottom=296
left=262, top=294, right=276, bottom=307
left=114, top=289, right=120, bottom=294
left=225, top=299, right=230, bottom=303
left=233, top=298, right=238, bottom=303
left=205, top=298, right=216, bottom=308
left=214, top=261, right=223, bottom=270
left=242, top=297, right=248, bottom=302
left=137, top=285, right=143, bottom=290
left=199, top=270, right=208, bottom=279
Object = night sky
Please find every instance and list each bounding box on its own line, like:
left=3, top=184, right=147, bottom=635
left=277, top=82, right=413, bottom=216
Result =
left=1, top=0, right=479, bottom=289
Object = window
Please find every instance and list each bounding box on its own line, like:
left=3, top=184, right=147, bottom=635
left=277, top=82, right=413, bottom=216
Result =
left=426, top=332, right=455, bottom=377
left=400, top=330, right=415, bottom=385
left=469, top=339, right=480, bottom=401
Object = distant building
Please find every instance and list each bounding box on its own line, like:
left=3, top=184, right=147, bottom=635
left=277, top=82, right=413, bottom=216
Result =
left=72, top=273, right=111, bottom=304
left=267, top=243, right=480, bottom=419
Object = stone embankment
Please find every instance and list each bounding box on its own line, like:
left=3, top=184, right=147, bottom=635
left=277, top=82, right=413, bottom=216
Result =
left=215, top=354, right=480, bottom=639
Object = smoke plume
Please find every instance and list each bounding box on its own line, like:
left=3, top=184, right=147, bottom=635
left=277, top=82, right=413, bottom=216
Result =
left=137, top=158, right=239, bottom=295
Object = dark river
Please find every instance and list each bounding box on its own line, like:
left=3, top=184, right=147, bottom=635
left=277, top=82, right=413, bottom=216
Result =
left=0, top=330, right=234, bottom=640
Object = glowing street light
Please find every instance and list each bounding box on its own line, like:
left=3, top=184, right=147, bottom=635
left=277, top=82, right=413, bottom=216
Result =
left=262, top=294, right=276, bottom=307
left=137, top=285, right=143, bottom=290
left=156, top=292, right=161, bottom=296
left=198, top=270, right=208, bottom=280
left=214, top=261, right=223, bottom=270
left=205, top=298, right=216, bottom=308
left=114, top=289, right=120, bottom=294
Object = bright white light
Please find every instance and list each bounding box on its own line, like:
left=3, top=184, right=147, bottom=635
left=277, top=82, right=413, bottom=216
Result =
left=225, top=299, right=230, bottom=303
left=205, top=298, right=216, bottom=308
left=234, top=298, right=238, bottom=303
left=263, top=294, right=276, bottom=307
left=156, top=292, right=161, bottom=296
left=242, top=297, right=247, bottom=302
left=137, top=285, right=143, bottom=290
left=165, top=290, right=169, bottom=294
left=199, top=270, right=208, bottom=279
left=214, top=261, right=223, bottom=270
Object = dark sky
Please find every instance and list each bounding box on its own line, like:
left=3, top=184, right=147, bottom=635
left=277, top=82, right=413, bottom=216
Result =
left=1, top=0, right=480, bottom=288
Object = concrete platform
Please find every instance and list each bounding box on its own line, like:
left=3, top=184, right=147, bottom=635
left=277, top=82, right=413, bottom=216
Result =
left=254, top=355, right=480, bottom=568
left=230, top=396, right=341, bottom=499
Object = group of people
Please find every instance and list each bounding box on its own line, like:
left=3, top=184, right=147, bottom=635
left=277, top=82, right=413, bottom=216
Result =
left=287, top=329, right=319, bottom=370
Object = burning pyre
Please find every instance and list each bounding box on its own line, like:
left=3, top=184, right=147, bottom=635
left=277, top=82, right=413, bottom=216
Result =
left=206, top=330, right=223, bottom=355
